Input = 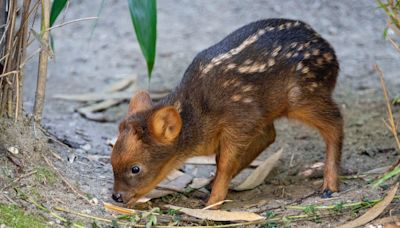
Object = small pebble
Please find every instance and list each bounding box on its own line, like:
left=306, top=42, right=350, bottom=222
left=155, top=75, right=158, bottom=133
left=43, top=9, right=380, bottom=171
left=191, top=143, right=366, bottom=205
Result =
left=81, top=144, right=91, bottom=151
left=81, top=209, right=92, bottom=214
left=7, top=146, right=19, bottom=155
left=90, top=197, right=99, bottom=205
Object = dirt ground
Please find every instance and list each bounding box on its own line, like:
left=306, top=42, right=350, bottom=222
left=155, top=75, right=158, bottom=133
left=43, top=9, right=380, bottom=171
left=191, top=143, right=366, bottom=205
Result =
left=1, top=0, right=400, bottom=227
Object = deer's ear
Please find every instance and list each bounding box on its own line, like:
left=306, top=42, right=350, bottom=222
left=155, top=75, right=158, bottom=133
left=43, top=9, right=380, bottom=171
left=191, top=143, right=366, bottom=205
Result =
left=128, top=91, right=152, bottom=115
left=148, top=106, right=182, bottom=144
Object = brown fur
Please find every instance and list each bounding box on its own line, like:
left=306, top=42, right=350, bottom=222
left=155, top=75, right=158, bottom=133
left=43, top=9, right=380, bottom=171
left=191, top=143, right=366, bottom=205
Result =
left=111, top=18, right=343, bottom=208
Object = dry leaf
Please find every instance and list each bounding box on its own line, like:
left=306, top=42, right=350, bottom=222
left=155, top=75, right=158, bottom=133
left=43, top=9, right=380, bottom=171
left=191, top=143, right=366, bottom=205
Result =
left=54, top=91, right=168, bottom=101
left=137, top=189, right=175, bottom=203
left=104, top=202, right=137, bottom=215
left=300, top=162, right=325, bottom=177
left=186, top=155, right=262, bottom=167
left=166, top=169, right=185, bottom=180
left=167, top=205, right=264, bottom=221
left=78, top=99, right=122, bottom=114
left=233, top=148, right=283, bottom=191
left=338, top=182, right=399, bottom=228
left=370, top=215, right=400, bottom=227
left=106, top=77, right=136, bottom=92
left=159, top=171, right=193, bottom=192
left=189, top=177, right=213, bottom=189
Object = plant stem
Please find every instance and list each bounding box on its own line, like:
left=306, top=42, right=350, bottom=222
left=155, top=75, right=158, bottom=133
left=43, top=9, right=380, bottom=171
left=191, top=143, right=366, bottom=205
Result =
left=287, top=195, right=400, bottom=211
left=33, top=0, right=50, bottom=123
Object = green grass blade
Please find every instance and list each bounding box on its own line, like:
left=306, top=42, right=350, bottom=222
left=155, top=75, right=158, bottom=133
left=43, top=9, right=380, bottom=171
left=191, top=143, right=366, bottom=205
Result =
left=89, top=0, right=106, bottom=41
left=372, top=165, right=400, bottom=187
left=50, top=0, right=68, bottom=27
left=127, top=0, right=157, bottom=79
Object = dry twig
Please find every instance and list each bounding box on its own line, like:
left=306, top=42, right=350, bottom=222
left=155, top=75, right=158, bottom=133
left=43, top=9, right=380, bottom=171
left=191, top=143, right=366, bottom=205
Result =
left=42, top=154, right=94, bottom=205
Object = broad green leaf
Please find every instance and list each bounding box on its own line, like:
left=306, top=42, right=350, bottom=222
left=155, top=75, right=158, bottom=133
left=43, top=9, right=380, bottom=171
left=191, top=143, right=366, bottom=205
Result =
left=128, top=0, right=157, bottom=79
left=50, top=0, right=68, bottom=27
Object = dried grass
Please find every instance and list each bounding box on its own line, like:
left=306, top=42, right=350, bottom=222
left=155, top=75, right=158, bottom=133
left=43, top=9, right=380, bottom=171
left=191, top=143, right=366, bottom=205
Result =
left=0, top=0, right=38, bottom=120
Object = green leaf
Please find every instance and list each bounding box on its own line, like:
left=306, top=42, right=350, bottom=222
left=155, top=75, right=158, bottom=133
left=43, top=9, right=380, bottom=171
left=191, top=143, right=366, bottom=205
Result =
left=383, top=27, right=389, bottom=39
left=127, top=0, right=157, bottom=79
left=111, top=220, right=120, bottom=228
left=50, top=0, right=68, bottom=27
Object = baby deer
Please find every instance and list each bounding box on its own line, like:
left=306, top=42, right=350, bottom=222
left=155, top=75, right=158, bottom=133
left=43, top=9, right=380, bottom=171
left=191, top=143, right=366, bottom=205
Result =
left=111, top=18, right=343, bottom=208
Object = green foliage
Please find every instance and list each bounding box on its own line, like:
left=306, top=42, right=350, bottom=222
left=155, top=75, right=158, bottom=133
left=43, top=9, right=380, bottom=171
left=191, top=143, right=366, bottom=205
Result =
left=50, top=0, right=68, bottom=27
left=393, top=96, right=400, bottom=105
left=49, top=0, right=68, bottom=52
left=372, top=165, right=400, bottom=187
left=127, top=0, right=157, bottom=79
left=333, top=202, right=344, bottom=213
left=142, top=207, right=160, bottom=228
left=264, top=211, right=277, bottom=228
left=34, top=167, right=57, bottom=185
left=0, top=203, right=46, bottom=228
left=48, top=0, right=158, bottom=80
left=111, top=220, right=120, bottom=228
left=303, top=205, right=316, bottom=215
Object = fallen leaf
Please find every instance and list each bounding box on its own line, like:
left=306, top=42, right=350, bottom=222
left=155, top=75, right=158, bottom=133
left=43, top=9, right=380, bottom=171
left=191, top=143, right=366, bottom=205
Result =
left=77, top=99, right=122, bottom=114
left=166, top=205, right=264, bottom=221
left=233, top=148, right=283, bottom=191
left=185, top=155, right=263, bottom=167
left=106, top=77, right=137, bottom=92
left=189, top=177, right=212, bottom=189
left=54, top=90, right=168, bottom=102
left=138, top=189, right=175, bottom=203
left=300, top=162, right=325, bottom=177
left=338, top=182, right=399, bottom=228
left=159, top=170, right=193, bottom=192
left=369, top=215, right=400, bottom=227
left=166, top=169, right=185, bottom=181
left=104, top=202, right=137, bottom=215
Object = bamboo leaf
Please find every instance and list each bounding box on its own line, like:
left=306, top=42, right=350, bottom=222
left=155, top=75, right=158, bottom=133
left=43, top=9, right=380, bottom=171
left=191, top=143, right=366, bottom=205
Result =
left=127, top=0, right=157, bottom=79
left=166, top=205, right=265, bottom=222
left=233, top=148, right=283, bottom=191
left=337, top=182, right=399, bottom=228
left=50, top=0, right=68, bottom=27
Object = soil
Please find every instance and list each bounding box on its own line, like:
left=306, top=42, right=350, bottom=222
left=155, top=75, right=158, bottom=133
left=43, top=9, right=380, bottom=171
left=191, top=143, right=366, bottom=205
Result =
left=1, top=0, right=400, bottom=227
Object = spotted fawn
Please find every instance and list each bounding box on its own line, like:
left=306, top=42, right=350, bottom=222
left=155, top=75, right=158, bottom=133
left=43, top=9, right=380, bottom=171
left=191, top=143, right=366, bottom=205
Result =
left=111, top=18, right=343, bottom=207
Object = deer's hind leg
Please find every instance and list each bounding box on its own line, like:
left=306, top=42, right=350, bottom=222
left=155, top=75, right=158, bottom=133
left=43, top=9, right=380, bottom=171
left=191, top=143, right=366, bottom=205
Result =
left=288, top=97, right=343, bottom=197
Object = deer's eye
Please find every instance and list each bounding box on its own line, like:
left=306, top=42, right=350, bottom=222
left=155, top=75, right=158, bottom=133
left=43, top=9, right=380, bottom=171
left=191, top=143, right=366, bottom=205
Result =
left=131, top=166, right=140, bottom=174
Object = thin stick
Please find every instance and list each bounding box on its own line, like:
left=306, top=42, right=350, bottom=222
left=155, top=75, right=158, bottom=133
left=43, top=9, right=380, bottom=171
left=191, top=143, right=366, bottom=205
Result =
left=54, top=207, right=266, bottom=228
left=0, top=70, right=18, bottom=78
left=202, top=200, right=233, bottom=210
left=17, top=190, right=85, bottom=228
left=14, top=71, right=19, bottom=120
left=46, top=17, right=98, bottom=31
left=388, top=36, right=400, bottom=53
left=19, top=47, right=41, bottom=69
left=42, top=155, right=94, bottom=205
left=55, top=207, right=116, bottom=224
left=0, top=170, right=37, bottom=191
left=287, top=195, right=400, bottom=211
left=374, top=64, right=400, bottom=175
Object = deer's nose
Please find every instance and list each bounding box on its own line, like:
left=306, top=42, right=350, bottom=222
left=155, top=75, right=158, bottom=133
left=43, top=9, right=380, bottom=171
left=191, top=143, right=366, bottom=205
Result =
left=112, top=193, right=123, bottom=203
